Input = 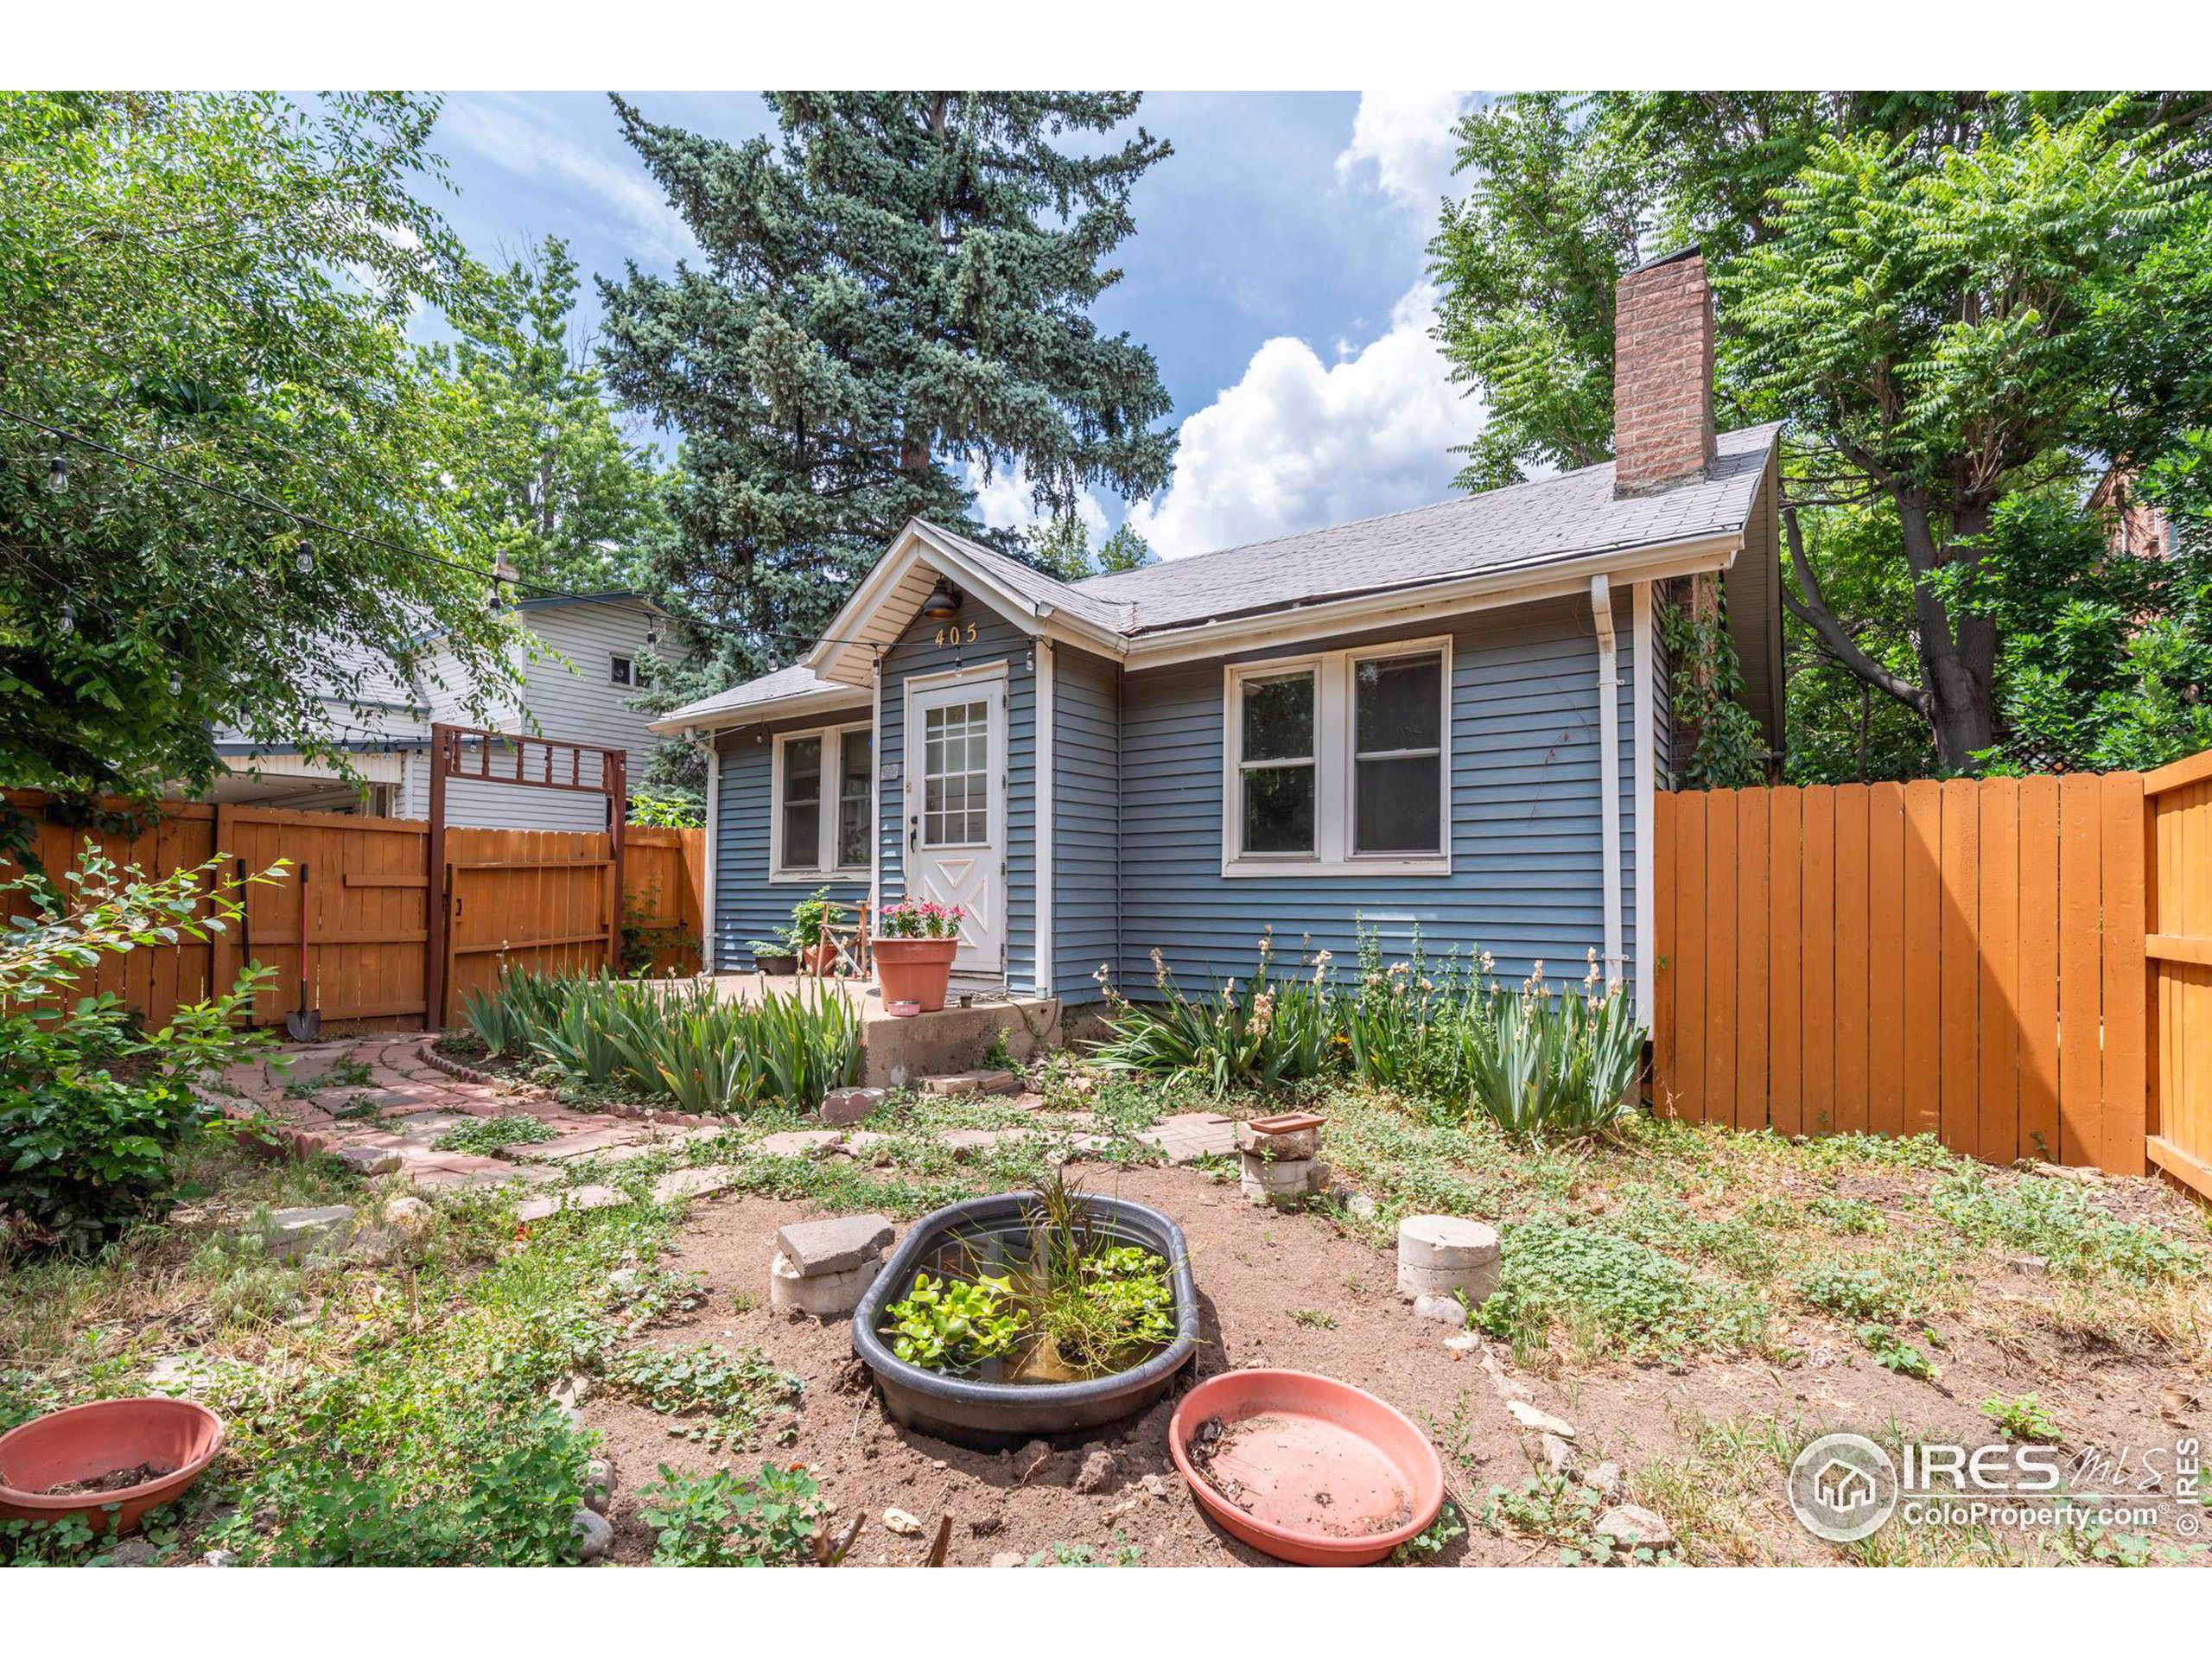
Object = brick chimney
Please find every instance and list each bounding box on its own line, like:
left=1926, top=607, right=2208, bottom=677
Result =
left=1612, top=246, right=1716, bottom=496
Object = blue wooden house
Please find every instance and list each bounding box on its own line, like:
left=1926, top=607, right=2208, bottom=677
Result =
left=655, top=250, right=1784, bottom=1020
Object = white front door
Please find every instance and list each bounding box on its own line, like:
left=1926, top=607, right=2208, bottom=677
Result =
left=906, top=672, right=1006, bottom=977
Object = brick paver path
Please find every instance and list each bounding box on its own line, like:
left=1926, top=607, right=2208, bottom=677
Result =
left=205, top=1035, right=656, bottom=1191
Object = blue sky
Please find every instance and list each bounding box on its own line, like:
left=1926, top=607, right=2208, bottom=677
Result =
left=422, top=90, right=1488, bottom=560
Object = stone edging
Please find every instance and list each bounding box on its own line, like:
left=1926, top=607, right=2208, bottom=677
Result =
left=415, top=1036, right=556, bottom=1099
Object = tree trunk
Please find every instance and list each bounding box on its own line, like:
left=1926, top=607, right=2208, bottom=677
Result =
left=1896, top=493, right=1997, bottom=772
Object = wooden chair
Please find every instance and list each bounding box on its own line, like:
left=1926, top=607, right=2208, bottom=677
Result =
left=808, top=901, right=871, bottom=978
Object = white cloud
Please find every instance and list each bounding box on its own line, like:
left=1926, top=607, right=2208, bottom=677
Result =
left=1125, top=283, right=1486, bottom=562
left=967, top=460, right=1111, bottom=543
left=440, top=95, right=697, bottom=264
left=1333, top=92, right=1474, bottom=219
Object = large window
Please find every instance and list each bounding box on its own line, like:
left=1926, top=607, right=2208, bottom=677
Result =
left=772, top=721, right=873, bottom=880
left=1223, top=638, right=1451, bottom=877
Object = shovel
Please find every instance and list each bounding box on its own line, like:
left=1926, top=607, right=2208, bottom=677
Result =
left=285, top=862, right=321, bottom=1041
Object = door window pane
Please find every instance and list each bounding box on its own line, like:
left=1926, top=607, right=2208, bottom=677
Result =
left=1354, top=653, right=1442, bottom=753
left=780, top=736, right=822, bottom=870
left=836, top=728, right=872, bottom=868
left=1242, top=671, right=1314, bottom=761
left=923, top=700, right=990, bottom=847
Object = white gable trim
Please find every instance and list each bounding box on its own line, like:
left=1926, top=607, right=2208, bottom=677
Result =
left=805, top=521, right=1125, bottom=689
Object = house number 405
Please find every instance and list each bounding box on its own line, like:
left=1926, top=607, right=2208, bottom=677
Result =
left=932, top=623, right=977, bottom=648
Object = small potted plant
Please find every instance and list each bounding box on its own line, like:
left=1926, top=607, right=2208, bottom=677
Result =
left=786, top=888, right=840, bottom=975
left=873, top=897, right=963, bottom=1013
left=748, top=939, right=798, bottom=976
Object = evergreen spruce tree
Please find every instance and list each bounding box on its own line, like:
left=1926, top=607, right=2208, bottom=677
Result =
left=598, top=92, right=1178, bottom=692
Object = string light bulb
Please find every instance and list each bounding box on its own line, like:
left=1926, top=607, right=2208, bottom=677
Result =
left=168, top=671, right=181, bottom=696
left=296, top=543, right=314, bottom=575
left=59, top=600, right=74, bottom=634
left=47, top=456, right=67, bottom=494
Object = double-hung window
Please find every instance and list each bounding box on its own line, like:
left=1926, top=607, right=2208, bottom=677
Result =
left=772, top=721, right=873, bottom=880
left=1223, top=637, right=1451, bottom=877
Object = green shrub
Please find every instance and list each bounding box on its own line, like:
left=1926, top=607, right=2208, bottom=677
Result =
left=461, top=969, right=861, bottom=1114
left=1339, top=926, right=1496, bottom=1096
left=1792, top=1261, right=1920, bottom=1325
left=1475, top=1215, right=1768, bottom=1361
left=0, top=852, right=276, bottom=1251
left=1931, top=1169, right=2201, bottom=1282
left=219, top=1399, right=591, bottom=1566
left=1983, top=1392, right=2063, bottom=1442
left=608, top=1344, right=802, bottom=1451
left=636, top=1462, right=824, bottom=1566
left=1089, top=934, right=1334, bottom=1096
left=1464, top=957, right=1643, bottom=1139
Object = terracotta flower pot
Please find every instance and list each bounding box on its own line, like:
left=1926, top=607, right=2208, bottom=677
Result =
left=873, top=937, right=959, bottom=1013
left=0, top=1397, right=226, bottom=1535
left=1169, top=1370, right=1443, bottom=1566
left=801, top=942, right=840, bottom=976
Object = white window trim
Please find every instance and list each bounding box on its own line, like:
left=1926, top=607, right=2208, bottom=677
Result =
left=1221, top=634, right=1452, bottom=879
left=770, top=719, right=874, bottom=884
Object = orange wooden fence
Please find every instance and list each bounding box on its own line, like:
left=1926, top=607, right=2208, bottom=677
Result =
left=1655, top=772, right=2154, bottom=1175
left=2145, top=751, right=2212, bottom=1199
left=2, top=794, right=705, bottom=1032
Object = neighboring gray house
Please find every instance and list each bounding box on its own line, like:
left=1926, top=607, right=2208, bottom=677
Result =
left=205, top=592, right=682, bottom=830
left=655, top=250, right=1783, bottom=1017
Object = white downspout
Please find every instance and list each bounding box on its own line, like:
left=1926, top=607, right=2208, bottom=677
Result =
left=1033, top=638, right=1055, bottom=1001
left=869, top=657, right=883, bottom=925
left=1591, top=575, right=1624, bottom=986
left=1632, top=582, right=1656, bottom=1020
left=701, top=731, right=721, bottom=974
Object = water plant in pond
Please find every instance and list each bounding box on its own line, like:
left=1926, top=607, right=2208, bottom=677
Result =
left=882, top=1272, right=1028, bottom=1370
left=874, top=1172, right=1180, bottom=1384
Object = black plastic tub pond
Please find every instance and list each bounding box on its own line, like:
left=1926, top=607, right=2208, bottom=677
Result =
left=851, top=1192, right=1199, bottom=1448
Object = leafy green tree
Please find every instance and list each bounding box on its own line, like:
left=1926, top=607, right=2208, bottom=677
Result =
left=0, top=91, right=516, bottom=801
left=1430, top=93, right=1649, bottom=490
left=1727, top=105, right=2212, bottom=767
left=1430, top=92, right=2212, bottom=773
left=1023, top=513, right=1156, bottom=580
left=596, top=92, right=1179, bottom=682
left=418, top=236, right=670, bottom=594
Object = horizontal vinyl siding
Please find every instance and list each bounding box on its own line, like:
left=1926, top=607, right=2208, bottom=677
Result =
left=877, top=595, right=1038, bottom=993
left=412, top=601, right=682, bottom=830
left=711, top=716, right=868, bottom=971
left=1052, top=645, right=1120, bottom=1004
left=1117, top=596, right=1639, bottom=995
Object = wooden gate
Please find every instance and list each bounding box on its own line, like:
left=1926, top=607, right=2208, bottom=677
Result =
left=2145, top=751, right=2212, bottom=1198
left=1654, top=773, right=2148, bottom=1173
left=3, top=792, right=703, bottom=1034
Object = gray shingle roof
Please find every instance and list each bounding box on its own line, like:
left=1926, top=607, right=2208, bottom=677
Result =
left=664, top=423, right=1780, bottom=728
left=1074, top=423, right=1780, bottom=634
left=657, top=664, right=868, bottom=728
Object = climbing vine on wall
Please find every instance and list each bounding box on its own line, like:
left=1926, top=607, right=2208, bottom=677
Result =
left=1657, top=592, right=1768, bottom=790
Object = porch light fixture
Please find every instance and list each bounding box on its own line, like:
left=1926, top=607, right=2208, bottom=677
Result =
left=921, top=575, right=963, bottom=620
